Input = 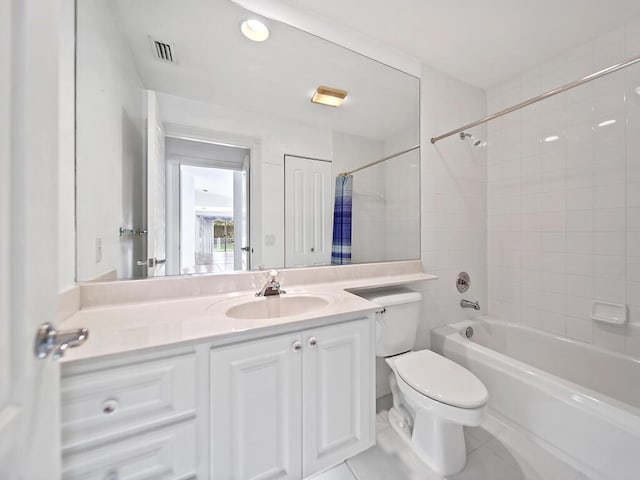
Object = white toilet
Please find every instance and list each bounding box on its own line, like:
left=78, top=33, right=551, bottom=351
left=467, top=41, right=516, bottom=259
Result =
left=360, top=288, right=488, bottom=476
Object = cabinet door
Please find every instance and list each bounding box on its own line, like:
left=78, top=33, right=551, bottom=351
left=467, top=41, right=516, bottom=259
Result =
left=302, top=318, right=374, bottom=477
left=62, top=420, right=196, bottom=480
left=211, top=333, right=303, bottom=480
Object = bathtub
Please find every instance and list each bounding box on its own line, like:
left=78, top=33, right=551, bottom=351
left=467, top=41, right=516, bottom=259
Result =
left=431, top=317, right=640, bottom=480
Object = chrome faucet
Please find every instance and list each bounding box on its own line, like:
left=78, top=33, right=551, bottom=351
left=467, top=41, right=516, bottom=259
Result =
left=460, top=299, right=480, bottom=310
left=256, top=270, right=286, bottom=297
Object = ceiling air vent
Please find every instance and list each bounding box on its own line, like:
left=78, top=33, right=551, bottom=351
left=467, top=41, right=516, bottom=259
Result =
left=149, top=37, right=176, bottom=63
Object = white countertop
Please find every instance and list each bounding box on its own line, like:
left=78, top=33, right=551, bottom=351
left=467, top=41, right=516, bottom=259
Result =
left=60, top=272, right=436, bottom=363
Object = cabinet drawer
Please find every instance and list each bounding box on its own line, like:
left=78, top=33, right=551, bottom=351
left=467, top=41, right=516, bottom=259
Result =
left=62, top=420, right=197, bottom=480
left=62, top=354, right=196, bottom=448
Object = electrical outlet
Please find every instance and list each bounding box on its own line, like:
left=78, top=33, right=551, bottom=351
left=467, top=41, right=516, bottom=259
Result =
left=95, top=238, right=103, bottom=263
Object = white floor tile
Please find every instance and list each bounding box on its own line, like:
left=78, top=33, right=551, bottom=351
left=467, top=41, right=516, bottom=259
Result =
left=310, top=463, right=357, bottom=480
left=480, top=424, right=582, bottom=480
left=449, top=446, right=525, bottom=480
left=347, top=411, right=588, bottom=480
left=375, top=410, right=391, bottom=433
left=347, top=428, right=439, bottom=480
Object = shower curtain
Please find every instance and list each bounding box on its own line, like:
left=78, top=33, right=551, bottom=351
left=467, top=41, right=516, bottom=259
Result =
left=331, top=174, right=353, bottom=265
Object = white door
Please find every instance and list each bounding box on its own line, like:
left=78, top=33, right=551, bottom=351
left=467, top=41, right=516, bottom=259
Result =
left=233, top=153, right=250, bottom=271
left=145, top=90, right=167, bottom=276
left=284, top=156, right=332, bottom=267
left=302, top=318, right=375, bottom=477
left=1, top=0, right=65, bottom=477
left=211, top=333, right=303, bottom=480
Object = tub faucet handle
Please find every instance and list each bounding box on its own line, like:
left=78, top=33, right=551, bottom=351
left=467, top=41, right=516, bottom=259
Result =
left=460, top=299, right=480, bottom=310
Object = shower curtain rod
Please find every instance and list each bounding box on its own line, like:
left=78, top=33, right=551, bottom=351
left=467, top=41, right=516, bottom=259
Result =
left=340, top=145, right=420, bottom=176
left=430, top=53, right=640, bottom=144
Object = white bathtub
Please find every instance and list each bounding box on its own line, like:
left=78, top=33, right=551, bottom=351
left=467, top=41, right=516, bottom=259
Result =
left=432, top=317, right=640, bottom=480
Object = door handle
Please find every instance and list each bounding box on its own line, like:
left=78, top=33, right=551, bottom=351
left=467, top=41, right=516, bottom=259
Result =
left=241, top=246, right=251, bottom=252
left=34, top=322, right=89, bottom=360
left=137, top=258, right=166, bottom=267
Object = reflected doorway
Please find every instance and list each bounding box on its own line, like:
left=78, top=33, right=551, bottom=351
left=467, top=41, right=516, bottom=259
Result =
left=166, top=137, right=250, bottom=275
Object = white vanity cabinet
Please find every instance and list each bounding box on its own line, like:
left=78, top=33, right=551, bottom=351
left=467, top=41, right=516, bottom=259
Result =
left=60, top=315, right=374, bottom=480
left=211, top=317, right=375, bottom=480
left=60, top=352, right=201, bottom=480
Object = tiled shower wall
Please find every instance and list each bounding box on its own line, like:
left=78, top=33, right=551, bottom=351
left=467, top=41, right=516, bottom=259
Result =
left=487, top=17, right=640, bottom=356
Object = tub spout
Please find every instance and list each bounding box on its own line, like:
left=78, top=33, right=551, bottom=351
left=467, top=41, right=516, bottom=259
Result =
left=460, top=299, right=480, bottom=310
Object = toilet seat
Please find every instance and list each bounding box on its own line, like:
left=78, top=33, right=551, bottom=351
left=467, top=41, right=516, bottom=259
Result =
left=394, top=350, right=488, bottom=409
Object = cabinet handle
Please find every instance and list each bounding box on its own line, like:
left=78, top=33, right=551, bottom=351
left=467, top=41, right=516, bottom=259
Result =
left=292, top=341, right=302, bottom=352
left=308, top=337, right=317, bottom=348
left=102, top=399, right=118, bottom=415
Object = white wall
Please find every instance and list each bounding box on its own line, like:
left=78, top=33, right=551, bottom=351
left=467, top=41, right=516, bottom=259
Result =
left=383, top=126, right=421, bottom=262
left=331, top=131, right=385, bottom=263
left=58, top=0, right=75, bottom=291
left=486, top=16, right=640, bottom=357
left=75, top=0, right=145, bottom=282
left=418, top=65, right=488, bottom=349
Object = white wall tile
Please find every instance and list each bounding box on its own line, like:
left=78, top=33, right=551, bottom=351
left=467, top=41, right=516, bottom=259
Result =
left=566, top=274, right=594, bottom=298
left=485, top=21, right=640, bottom=358
left=566, top=315, right=593, bottom=343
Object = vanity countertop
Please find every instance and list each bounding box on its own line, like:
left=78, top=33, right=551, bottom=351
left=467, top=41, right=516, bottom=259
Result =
left=59, top=271, right=436, bottom=363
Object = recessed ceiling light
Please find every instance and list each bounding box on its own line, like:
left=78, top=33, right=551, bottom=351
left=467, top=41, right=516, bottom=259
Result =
left=544, top=135, right=560, bottom=143
left=311, top=86, right=348, bottom=107
left=241, top=19, right=269, bottom=42
left=598, top=119, right=616, bottom=127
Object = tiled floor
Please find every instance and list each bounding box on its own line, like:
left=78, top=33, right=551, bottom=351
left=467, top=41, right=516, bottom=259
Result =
left=314, top=411, right=591, bottom=480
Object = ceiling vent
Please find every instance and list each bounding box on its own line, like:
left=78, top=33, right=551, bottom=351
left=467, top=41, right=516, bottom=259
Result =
left=149, top=37, right=176, bottom=63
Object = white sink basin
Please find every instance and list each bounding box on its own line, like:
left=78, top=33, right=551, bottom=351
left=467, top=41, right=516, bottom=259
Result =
left=224, top=294, right=330, bottom=320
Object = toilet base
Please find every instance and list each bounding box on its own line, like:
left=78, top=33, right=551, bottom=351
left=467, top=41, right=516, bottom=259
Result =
left=388, top=407, right=467, bottom=476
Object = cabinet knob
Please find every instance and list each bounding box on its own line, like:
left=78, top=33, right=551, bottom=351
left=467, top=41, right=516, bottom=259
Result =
left=102, top=399, right=118, bottom=415
left=292, top=341, right=302, bottom=352
left=308, top=337, right=317, bottom=348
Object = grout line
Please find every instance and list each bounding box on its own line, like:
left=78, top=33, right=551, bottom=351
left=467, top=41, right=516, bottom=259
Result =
left=344, top=459, right=360, bottom=480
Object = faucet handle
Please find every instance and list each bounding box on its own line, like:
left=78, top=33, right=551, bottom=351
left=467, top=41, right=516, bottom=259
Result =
left=267, top=269, right=279, bottom=280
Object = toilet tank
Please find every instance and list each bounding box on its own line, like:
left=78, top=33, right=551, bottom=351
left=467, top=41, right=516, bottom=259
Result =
left=357, top=287, right=422, bottom=357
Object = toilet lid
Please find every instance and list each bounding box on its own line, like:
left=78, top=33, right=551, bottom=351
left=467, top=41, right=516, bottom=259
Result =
left=394, top=350, right=488, bottom=409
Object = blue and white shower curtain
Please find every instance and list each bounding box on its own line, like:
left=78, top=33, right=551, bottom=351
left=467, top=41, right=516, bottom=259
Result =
left=331, top=174, right=353, bottom=265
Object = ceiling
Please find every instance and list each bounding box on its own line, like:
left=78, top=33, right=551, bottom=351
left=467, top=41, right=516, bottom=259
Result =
left=280, top=0, right=640, bottom=89
left=106, top=0, right=419, bottom=141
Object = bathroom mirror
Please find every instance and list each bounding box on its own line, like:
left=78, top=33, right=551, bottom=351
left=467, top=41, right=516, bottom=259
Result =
left=75, top=0, right=420, bottom=282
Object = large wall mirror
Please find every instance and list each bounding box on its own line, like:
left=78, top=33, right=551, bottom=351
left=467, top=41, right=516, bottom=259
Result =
left=75, top=0, right=420, bottom=282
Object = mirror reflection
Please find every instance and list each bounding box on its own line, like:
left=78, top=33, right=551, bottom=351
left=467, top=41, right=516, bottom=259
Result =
left=75, top=0, right=420, bottom=282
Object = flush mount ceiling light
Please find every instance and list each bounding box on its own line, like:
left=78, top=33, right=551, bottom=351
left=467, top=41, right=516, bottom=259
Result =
left=311, top=86, right=348, bottom=107
left=241, top=19, right=269, bottom=42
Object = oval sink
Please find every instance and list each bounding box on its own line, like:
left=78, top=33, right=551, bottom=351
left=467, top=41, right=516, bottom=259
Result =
left=225, top=294, right=330, bottom=320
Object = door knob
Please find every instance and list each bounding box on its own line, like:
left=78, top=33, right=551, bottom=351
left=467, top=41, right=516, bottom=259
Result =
left=137, top=258, right=167, bottom=267
left=34, top=322, right=89, bottom=360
